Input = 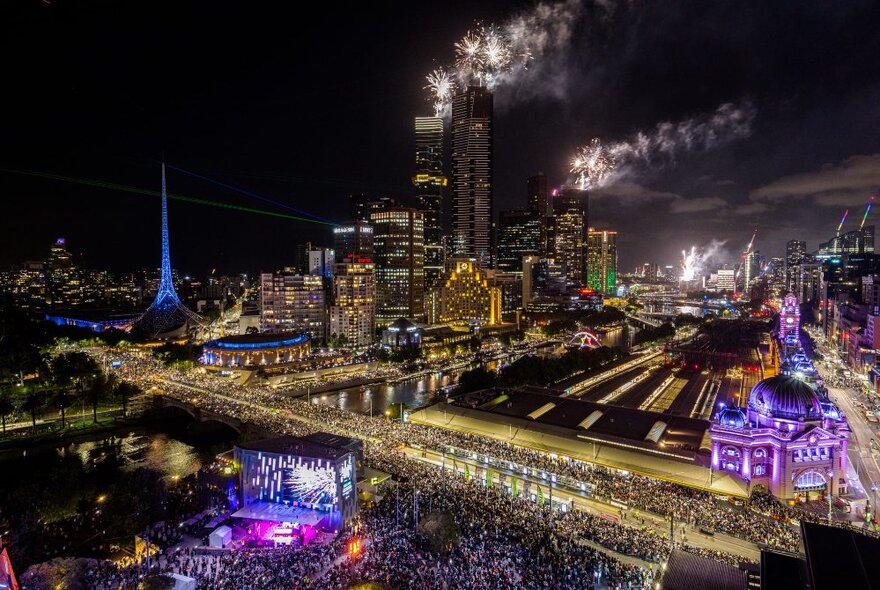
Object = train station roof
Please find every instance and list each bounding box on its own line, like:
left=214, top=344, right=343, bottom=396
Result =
left=452, top=387, right=711, bottom=453
left=412, top=391, right=746, bottom=497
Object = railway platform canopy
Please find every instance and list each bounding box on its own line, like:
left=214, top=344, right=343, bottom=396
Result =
left=412, top=388, right=749, bottom=498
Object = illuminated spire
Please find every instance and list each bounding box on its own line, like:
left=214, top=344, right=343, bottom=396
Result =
left=135, top=162, right=202, bottom=336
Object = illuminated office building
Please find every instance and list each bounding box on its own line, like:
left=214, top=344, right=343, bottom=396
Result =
left=786, top=240, right=807, bottom=294
left=330, top=258, right=376, bottom=348
left=349, top=194, right=397, bottom=222
left=496, top=209, right=542, bottom=276
left=259, top=271, right=326, bottom=339
left=333, top=222, right=373, bottom=262
left=451, top=86, right=493, bottom=267
left=551, top=189, right=588, bottom=289
left=413, top=116, right=448, bottom=291
left=370, top=207, right=424, bottom=325
left=46, top=237, right=83, bottom=309
left=587, top=229, right=618, bottom=295
left=427, top=259, right=500, bottom=326
left=528, top=172, right=549, bottom=217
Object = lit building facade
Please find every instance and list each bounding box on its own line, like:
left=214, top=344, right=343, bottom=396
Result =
left=201, top=332, right=311, bottom=368
left=333, top=222, right=373, bottom=262
left=234, top=435, right=358, bottom=532
left=371, top=208, right=424, bottom=325
left=349, top=194, right=396, bottom=223
left=710, top=372, right=849, bottom=500
left=586, top=229, right=617, bottom=295
left=715, top=269, right=736, bottom=293
left=496, top=209, right=542, bottom=276
left=786, top=240, right=807, bottom=295
left=552, top=209, right=586, bottom=289
left=46, top=238, right=84, bottom=309
left=451, top=86, right=493, bottom=268
left=779, top=293, right=801, bottom=343
left=818, top=226, right=875, bottom=256
left=329, top=258, right=376, bottom=349
left=428, top=259, right=500, bottom=326
left=413, top=116, right=447, bottom=291
left=259, top=272, right=326, bottom=339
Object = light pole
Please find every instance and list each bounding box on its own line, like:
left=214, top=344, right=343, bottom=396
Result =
left=827, top=469, right=834, bottom=525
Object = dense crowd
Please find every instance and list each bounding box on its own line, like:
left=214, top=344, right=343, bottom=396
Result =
left=70, top=344, right=880, bottom=588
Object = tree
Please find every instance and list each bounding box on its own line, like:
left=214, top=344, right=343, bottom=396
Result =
left=114, top=380, right=140, bottom=418
left=0, top=304, right=50, bottom=384
left=85, top=373, right=116, bottom=423
left=52, top=351, right=100, bottom=400
left=53, top=387, right=73, bottom=428
left=21, top=390, right=44, bottom=431
left=0, top=390, right=14, bottom=432
left=457, top=366, right=497, bottom=393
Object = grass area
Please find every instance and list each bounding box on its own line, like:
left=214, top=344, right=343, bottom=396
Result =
left=0, top=413, right=129, bottom=448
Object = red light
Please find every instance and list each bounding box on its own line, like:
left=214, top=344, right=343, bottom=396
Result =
left=347, top=538, right=362, bottom=558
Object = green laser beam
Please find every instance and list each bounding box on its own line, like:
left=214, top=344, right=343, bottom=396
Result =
left=0, top=167, right=338, bottom=226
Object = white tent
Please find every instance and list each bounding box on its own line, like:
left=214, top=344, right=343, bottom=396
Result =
left=171, top=573, right=197, bottom=590
left=208, top=525, right=232, bottom=548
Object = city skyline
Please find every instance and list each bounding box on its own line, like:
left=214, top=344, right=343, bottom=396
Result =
left=2, top=1, right=880, bottom=276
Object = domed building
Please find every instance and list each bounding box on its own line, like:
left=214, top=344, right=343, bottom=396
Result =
left=710, top=370, right=850, bottom=500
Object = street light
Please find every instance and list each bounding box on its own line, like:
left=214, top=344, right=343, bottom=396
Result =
left=827, top=469, right=834, bottom=525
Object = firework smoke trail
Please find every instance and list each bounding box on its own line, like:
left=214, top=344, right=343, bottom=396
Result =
left=570, top=102, right=756, bottom=189
left=425, top=0, right=581, bottom=116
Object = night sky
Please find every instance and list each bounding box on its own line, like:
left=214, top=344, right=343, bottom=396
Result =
left=2, top=0, right=879, bottom=277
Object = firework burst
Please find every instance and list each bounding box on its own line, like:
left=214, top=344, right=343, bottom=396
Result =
left=570, top=138, right=615, bottom=189
left=425, top=68, right=453, bottom=117
left=454, top=30, right=484, bottom=79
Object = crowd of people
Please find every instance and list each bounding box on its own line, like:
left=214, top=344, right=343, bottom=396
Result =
left=68, top=343, right=880, bottom=588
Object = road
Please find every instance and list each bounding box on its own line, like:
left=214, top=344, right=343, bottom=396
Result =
left=405, top=446, right=761, bottom=562
left=806, top=328, right=880, bottom=510
left=824, top=378, right=880, bottom=506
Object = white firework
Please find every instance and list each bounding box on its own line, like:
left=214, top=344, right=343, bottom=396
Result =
left=681, top=246, right=699, bottom=281
left=285, top=463, right=336, bottom=504
left=425, top=68, right=453, bottom=117
left=454, top=29, right=484, bottom=79
left=570, top=138, right=615, bottom=189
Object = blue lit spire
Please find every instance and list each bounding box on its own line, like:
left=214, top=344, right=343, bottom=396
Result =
left=157, top=162, right=178, bottom=302
left=135, top=162, right=202, bottom=336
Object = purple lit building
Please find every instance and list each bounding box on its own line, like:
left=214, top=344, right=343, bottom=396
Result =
left=780, top=292, right=801, bottom=344
left=710, top=371, right=850, bottom=500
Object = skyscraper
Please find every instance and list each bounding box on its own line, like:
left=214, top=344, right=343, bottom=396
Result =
left=45, top=237, right=82, bottom=309
left=349, top=194, right=397, bottom=222
left=551, top=188, right=588, bottom=289
left=785, top=240, right=807, bottom=293
left=527, top=172, right=549, bottom=217
left=496, top=209, right=542, bottom=276
left=587, top=229, right=618, bottom=294
left=527, top=172, right=550, bottom=256
left=413, top=116, right=447, bottom=290
left=370, top=207, right=424, bottom=325
left=451, top=86, right=493, bottom=267
left=333, top=222, right=374, bottom=262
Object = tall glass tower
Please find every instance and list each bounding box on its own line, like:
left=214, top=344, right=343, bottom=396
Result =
left=451, top=86, right=493, bottom=268
left=413, top=116, right=447, bottom=290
